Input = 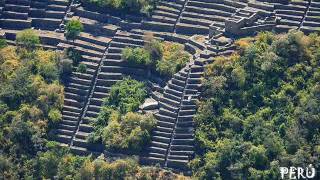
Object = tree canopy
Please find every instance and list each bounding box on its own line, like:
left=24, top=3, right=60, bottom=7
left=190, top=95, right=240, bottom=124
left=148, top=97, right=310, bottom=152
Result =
left=191, top=30, right=320, bottom=179
left=16, top=29, right=40, bottom=50
left=65, top=19, right=84, bottom=41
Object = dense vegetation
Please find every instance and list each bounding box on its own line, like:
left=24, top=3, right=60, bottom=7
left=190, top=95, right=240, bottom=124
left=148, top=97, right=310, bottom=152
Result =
left=122, top=38, right=190, bottom=76
left=0, top=30, right=184, bottom=179
left=2, top=141, right=186, bottom=179
left=0, top=30, right=64, bottom=178
left=65, top=19, right=84, bottom=41
left=89, top=78, right=156, bottom=154
left=191, top=31, right=320, bottom=179
left=83, top=0, right=157, bottom=15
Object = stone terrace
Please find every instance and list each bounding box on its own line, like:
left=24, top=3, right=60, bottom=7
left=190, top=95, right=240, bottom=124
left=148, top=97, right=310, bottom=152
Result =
left=175, top=0, right=240, bottom=35
left=2, top=0, right=320, bottom=175
left=143, top=0, right=186, bottom=32
left=274, top=0, right=309, bottom=32
left=301, top=0, right=320, bottom=33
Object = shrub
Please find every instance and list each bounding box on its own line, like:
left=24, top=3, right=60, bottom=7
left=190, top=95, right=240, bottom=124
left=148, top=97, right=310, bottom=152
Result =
left=104, top=77, right=147, bottom=114
left=59, top=59, right=73, bottom=78
left=65, top=19, right=83, bottom=41
left=66, top=47, right=82, bottom=65
left=77, top=63, right=87, bottom=73
left=156, top=43, right=190, bottom=76
left=0, top=38, right=7, bottom=49
left=16, top=29, right=40, bottom=50
left=122, top=47, right=151, bottom=66
left=102, top=112, right=156, bottom=153
left=48, top=109, right=62, bottom=124
left=38, top=62, right=59, bottom=83
left=88, top=106, right=117, bottom=143
left=123, top=40, right=190, bottom=77
left=85, top=0, right=157, bottom=15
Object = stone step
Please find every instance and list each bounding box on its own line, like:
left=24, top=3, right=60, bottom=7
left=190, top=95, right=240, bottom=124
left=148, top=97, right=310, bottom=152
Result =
left=59, top=124, right=76, bottom=131
left=177, top=115, right=193, bottom=122
left=97, top=72, right=123, bottom=80
left=79, top=124, right=94, bottom=133
left=3, top=11, right=29, bottom=19
left=171, top=145, right=193, bottom=151
left=177, top=121, right=194, bottom=128
left=151, top=141, right=169, bottom=149
left=148, top=146, right=167, bottom=154
left=63, top=105, right=82, bottom=114
left=64, top=92, right=85, bottom=102
left=56, top=134, right=72, bottom=144
left=172, top=138, right=194, bottom=145
left=67, top=82, right=91, bottom=91
left=153, top=130, right=172, bottom=138
left=168, top=82, right=184, bottom=92
left=90, top=98, right=103, bottom=106
left=155, top=112, right=176, bottom=123
left=73, top=138, right=88, bottom=148
left=158, top=120, right=175, bottom=128
left=153, top=136, right=171, bottom=144
left=160, top=96, right=180, bottom=107
left=156, top=126, right=173, bottom=134
left=61, top=120, right=78, bottom=126
left=174, top=133, right=193, bottom=139
left=62, top=115, right=79, bottom=121
left=159, top=108, right=178, bottom=118
left=70, top=146, right=90, bottom=156
left=159, top=101, right=179, bottom=113
left=57, top=129, right=74, bottom=136
left=85, top=110, right=99, bottom=118
left=179, top=109, right=195, bottom=116
left=76, top=131, right=90, bottom=139
left=64, top=98, right=82, bottom=108
left=96, top=79, right=118, bottom=87
left=92, top=91, right=108, bottom=99
left=169, top=150, right=194, bottom=156
left=165, top=87, right=183, bottom=97
left=163, top=91, right=181, bottom=102
left=168, top=154, right=189, bottom=161
left=148, top=152, right=166, bottom=159
left=143, top=21, right=174, bottom=32
left=0, top=19, right=31, bottom=30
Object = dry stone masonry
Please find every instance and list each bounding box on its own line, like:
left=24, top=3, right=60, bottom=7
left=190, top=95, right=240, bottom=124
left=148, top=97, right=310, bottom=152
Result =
left=0, top=0, right=319, bottom=175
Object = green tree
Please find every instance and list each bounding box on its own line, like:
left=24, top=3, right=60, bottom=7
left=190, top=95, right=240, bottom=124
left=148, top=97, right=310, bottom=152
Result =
left=65, top=19, right=83, bottom=42
left=16, top=29, right=40, bottom=50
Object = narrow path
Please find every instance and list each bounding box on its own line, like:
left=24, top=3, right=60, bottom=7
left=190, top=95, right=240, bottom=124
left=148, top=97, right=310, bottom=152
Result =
left=69, top=35, right=116, bottom=148
left=299, top=0, right=312, bottom=29
left=173, top=0, right=189, bottom=33
left=164, top=64, right=191, bottom=167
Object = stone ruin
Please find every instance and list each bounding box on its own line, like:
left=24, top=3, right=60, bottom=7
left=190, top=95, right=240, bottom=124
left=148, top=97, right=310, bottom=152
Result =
left=0, top=0, right=319, bottom=175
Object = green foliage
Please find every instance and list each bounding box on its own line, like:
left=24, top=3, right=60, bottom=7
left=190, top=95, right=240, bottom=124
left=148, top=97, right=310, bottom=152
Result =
left=65, top=19, right=84, bottom=41
left=104, top=77, right=147, bottom=114
left=85, top=0, right=157, bottom=15
left=59, top=58, right=73, bottom=79
left=0, top=38, right=7, bottom=49
left=122, top=39, right=190, bottom=77
left=88, top=78, right=153, bottom=153
left=48, top=109, right=62, bottom=124
left=0, top=46, right=64, bottom=178
left=66, top=47, right=82, bottom=65
left=102, top=112, right=156, bottom=153
left=192, top=30, right=320, bottom=179
left=16, top=29, right=40, bottom=50
left=77, top=63, right=87, bottom=73
left=156, top=42, right=189, bottom=76
left=122, top=47, right=152, bottom=66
